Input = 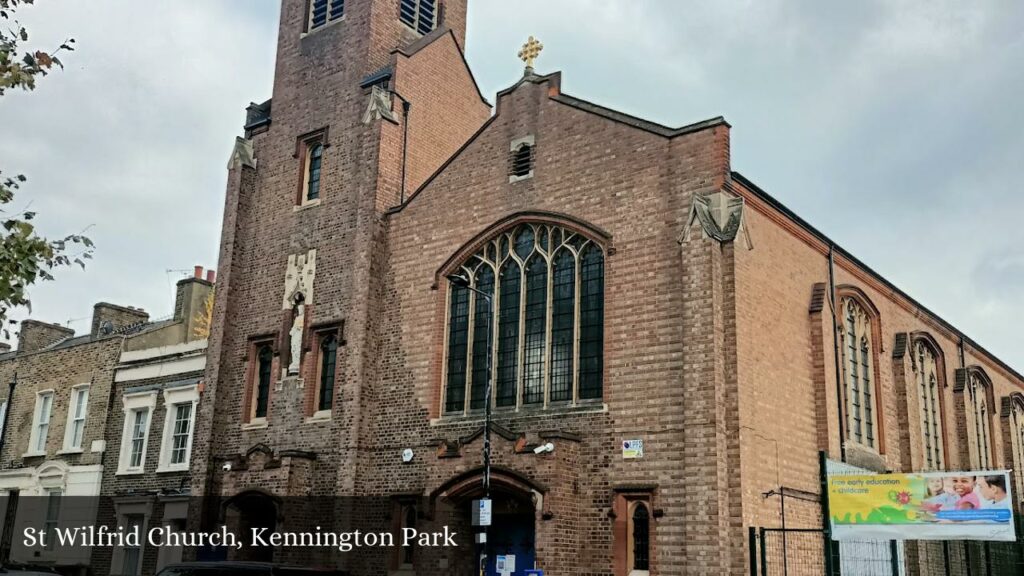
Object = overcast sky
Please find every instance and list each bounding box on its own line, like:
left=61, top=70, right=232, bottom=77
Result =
left=1, top=1, right=1021, bottom=370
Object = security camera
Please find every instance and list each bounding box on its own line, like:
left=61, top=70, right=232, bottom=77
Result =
left=533, top=442, right=555, bottom=455
left=222, top=462, right=232, bottom=471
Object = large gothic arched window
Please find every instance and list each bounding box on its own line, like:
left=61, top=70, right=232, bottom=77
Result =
left=841, top=297, right=878, bottom=449
left=967, top=372, right=993, bottom=468
left=1010, top=399, right=1024, bottom=498
left=444, top=223, right=605, bottom=414
left=914, top=340, right=944, bottom=469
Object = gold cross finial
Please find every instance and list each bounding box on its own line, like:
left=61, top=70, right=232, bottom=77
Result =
left=518, top=36, right=544, bottom=70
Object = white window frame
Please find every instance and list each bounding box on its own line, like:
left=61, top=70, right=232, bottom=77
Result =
left=117, top=391, right=157, bottom=475
left=25, top=390, right=55, bottom=458
left=42, top=487, right=62, bottom=550
left=156, top=385, right=199, bottom=473
left=60, top=384, right=90, bottom=453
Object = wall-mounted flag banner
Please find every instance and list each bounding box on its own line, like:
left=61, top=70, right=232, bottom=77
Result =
left=828, top=470, right=1016, bottom=541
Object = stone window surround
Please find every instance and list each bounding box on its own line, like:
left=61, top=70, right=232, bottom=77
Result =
left=306, top=322, right=343, bottom=421
left=156, top=385, right=199, bottom=473
left=59, top=383, right=90, bottom=455
left=966, top=373, right=994, bottom=469
left=612, top=489, right=655, bottom=576
left=398, top=0, right=438, bottom=36
left=508, top=135, right=535, bottom=183
left=116, top=391, right=157, bottom=476
left=24, top=389, right=55, bottom=459
left=440, top=222, right=606, bottom=415
left=305, top=0, right=347, bottom=34
left=1009, top=400, right=1024, bottom=499
left=294, top=127, right=330, bottom=208
left=911, top=338, right=946, bottom=470
left=836, top=289, right=886, bottom=454
left=244, top=337, right=277, bottom=428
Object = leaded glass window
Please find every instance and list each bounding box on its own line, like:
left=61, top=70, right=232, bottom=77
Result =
left=255, top=345, right=273, bottom=419
left=1011, top=402, right=1024, bottom=499
left=914, top=341, right=944, bottom=470
left=306, top=143, right=323, bottom=201
left=968, top=373, right=992, bottom=468
left=318, top=334, right=338, bottom=412
left=444, top=223, right=605, bottom=414
left=841, top=297, right=878, bottom=448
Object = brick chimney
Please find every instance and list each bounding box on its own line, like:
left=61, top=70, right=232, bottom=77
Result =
left=18, top=320, right=74, bottom=353
left=91, top=303, right=149, bottom=337
left=175, top=265, right=216, bottom=340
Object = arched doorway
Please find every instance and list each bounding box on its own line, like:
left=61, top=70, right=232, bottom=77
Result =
left=224, top=491, right=279, bottom=562
left=432, top=467, right=543, bottom=576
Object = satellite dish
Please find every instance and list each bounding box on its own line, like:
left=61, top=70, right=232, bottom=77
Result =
left=99, top=320, right=114, bottom=335
left=402, top=448, right=414, bottom=463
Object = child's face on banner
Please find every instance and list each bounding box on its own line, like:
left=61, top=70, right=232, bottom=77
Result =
left=977, top=477, right=1004, bottom=501
left=952, top=476, right=976, bottom=496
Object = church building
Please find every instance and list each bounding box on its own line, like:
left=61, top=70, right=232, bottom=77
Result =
left=192, top=1, right=1024, bottom=575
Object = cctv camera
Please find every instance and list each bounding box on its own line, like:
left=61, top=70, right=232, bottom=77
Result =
left=222, top=462, right=232, bottom=471
left=533, top=442, right=555, bottom=455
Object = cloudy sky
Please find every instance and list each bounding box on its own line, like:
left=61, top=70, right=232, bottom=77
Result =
left=1, top=0, right=1021, bottom=370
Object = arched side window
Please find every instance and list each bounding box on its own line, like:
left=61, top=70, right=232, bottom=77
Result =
left=255, top=345, right=274, bottom=419
left=914, top=340, right=944, bottom=470
left=318, top=333, right=338, bottom=412
left=840, top=297, right=879, bottom=449
left=444, top=223, right=605, bottom=414
left=1011, top=399, right=1024, bottom=498
left=967, top=372, right=993, bottom=469
left=629, top=502, right=651, bottom=573
left=306, top=143, right=323, bottom=201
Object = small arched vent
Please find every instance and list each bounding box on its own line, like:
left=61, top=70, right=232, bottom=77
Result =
left=508, top=135, right=536, bottom=182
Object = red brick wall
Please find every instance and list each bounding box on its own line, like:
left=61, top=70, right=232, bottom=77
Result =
left=730, top=175, right=1024, bottom=573
left=192, top=0, right=484, bottom=505
left=381, top=73, right=733, bottom=575
left=390, top=32, right=490, bottom=197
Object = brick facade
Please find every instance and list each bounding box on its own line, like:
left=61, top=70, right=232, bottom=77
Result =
left=190, top=2, right=1024, bottom=575
left=0, top=271, right=211, bottom=575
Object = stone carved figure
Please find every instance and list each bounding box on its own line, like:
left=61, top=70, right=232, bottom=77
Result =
left=287, top=295, right=305, bottom=376
left=281, top=249, right=316, bottom=378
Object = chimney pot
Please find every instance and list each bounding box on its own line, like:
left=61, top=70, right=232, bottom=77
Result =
left=194, top=265, right=203, bottom=279
left=206, top=269, right=216, bottom=283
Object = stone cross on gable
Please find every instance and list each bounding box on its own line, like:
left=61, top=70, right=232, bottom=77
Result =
left=518, top=36, right=544, bottom=71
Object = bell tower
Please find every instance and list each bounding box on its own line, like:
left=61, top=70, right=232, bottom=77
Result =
left=194, top=0, right=488, bottom=501
left=268, top=0, right=467, bottom=119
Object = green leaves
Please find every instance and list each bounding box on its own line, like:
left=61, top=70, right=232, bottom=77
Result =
left=0, top=0, right=91, bottom=333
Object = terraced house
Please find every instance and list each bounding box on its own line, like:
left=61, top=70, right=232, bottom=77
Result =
left=170, top=1, right=1023, bottom=575
left=0, top=303, right=148, bottom=574
left=0, top=271, right=213, bottom=576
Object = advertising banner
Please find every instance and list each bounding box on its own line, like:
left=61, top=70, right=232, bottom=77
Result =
left=828, top=470, right=1016, bottom=541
